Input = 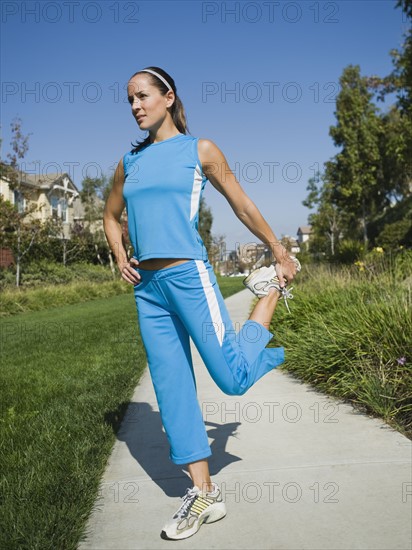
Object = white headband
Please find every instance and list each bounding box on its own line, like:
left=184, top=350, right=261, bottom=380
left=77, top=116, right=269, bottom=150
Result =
left=140, top=69, right=172, bottom=91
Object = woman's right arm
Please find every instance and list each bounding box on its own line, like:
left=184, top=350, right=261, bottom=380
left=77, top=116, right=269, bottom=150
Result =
left=103, top=158, right=141, bottom=285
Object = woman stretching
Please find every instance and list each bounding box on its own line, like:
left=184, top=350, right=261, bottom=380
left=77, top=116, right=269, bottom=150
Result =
left=103, top=66, right=300, bottom=541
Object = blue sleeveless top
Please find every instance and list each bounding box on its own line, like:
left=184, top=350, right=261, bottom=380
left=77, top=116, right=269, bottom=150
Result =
left=122, top=133, right=209, bottom=262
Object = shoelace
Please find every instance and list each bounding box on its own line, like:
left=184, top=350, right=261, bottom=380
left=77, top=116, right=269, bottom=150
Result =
left=267, top=265, right=296, bottom=314
left=279, top=285, right=294, bottom=313
left=174, top=487, right=200, bottom=519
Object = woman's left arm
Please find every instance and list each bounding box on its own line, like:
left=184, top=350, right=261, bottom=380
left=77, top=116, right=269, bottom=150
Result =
left=198, top=138, right=298, bottom=285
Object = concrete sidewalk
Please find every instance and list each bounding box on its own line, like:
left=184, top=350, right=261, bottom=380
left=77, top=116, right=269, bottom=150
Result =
left=79, top=289, right=412, bottom=550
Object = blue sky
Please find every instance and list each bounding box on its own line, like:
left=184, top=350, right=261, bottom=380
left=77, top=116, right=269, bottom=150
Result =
left=1, top=0, right=408, bottom=253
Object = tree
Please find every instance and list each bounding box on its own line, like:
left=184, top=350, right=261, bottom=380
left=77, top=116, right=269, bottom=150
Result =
left=0, top=119, right=46, bottom=286
left=370, top=1, right=412, bottom=113
left=367, top=0, right=412, bottom=196
left=378, top=106, right=412, bottom=203
left=328, top=65, right=384, bottom=248
left=303, top=174, right=345, bottom=257
left=80, top=175, right=108, bottom=228
left=0, top=194, right=59, bottom=285
left=303, top=2, right=412, bottom=256
left=198, top=196, right=213, bottom=257
left=0, top=118, right=31, bottom=186
left=79, top=174, right=111, bottom=266
left=209, top=233, right=226, bottom=271
left=377, top=219, right=412, bottom=249
left=47, top=216, right=91, bottom=266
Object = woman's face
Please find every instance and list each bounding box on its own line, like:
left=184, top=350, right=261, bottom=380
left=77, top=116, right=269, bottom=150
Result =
left=127, top=74, right=173, bottom=131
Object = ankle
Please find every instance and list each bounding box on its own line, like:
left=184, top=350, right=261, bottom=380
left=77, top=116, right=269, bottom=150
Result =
left=261, top=287, right=281, bottom=301
left=195, top=480, right=213, bottom=493
left=268, top=287, right=281, bottom=297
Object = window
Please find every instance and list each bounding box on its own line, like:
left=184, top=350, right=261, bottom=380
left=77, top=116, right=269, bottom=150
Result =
left=14, top=190, right=25, bottom=213
left=50, top=195, right=68, bottom=222
left=60, top=198, right=68, bottom=222
left=51, top=195, right=59, bottom=220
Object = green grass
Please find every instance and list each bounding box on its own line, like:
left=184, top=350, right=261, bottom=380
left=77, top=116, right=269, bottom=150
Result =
left=215, top=274, right=245, bottom=298
left=269, top=261, right=412, bottom=439
left=0, top=275, right=244, bottom=549
left=0, top=269, right=245, bottom=318
left=0, top=294, right=147, bottom=550
left=0, top=279, right=132, bottom=317
left=0, top=260, right=118, bottom=290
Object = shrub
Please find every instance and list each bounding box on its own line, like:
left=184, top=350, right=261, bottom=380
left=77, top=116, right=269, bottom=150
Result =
left=272, top=259, right=412, bottom=438
left=377, top=219, right=412, bottom=249
left=334, top=239, right=365, bottom=264
left=0, top=260, right=116, bottom=290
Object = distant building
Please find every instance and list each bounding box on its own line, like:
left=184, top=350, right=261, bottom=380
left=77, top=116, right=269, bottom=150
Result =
left=239, top=242, right=271, bottom=269
left=281, top=236, right=300, bottom=254
left=0, top=169, right=105, bottom=238
left=0, top=168, right=106, bottom=267
left=297, top=225, right=312, bottom=245
left=1, top=170, right=80, bottom=239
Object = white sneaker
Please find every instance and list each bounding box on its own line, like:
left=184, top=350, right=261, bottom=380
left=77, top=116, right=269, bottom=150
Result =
left=161, top=482, right=227, bottom=540
left=243, top=256, right=301, bottom=312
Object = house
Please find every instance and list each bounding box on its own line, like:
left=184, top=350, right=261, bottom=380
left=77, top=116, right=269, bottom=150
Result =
left=281, top=236, right=301, bottom=254
left=0, top=168, right=104, bottom=238
left=0, top=168, right=109, bottom=267
left=239, top=242, right=272, bottom=270
left=0, top=169, right=81, bottom=239
left=297, top=225, right=312, bottom=245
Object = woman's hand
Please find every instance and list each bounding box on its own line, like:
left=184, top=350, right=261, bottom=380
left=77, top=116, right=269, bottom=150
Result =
left=274, top=251, right=299, bottom=288
left=118, top=257, right=141, bottom=285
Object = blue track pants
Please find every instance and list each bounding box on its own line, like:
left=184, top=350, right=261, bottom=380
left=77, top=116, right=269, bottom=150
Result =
left=133, top=259, right=284, bottom=465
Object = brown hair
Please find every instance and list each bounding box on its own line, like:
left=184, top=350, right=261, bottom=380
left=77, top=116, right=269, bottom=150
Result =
left=129, top=66, right=189, bottom=154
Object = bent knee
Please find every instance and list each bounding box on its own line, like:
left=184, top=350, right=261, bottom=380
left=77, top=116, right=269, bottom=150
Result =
left=220, top=383, right=248, bottom=396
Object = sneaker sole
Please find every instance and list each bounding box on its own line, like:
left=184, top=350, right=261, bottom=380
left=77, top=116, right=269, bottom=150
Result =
left=243, top=256, right=301, bottom=289
left=161, top=503, right=227, bottom=540
left=243, top=267, right=262, bottom=286
left=243, top=269, right=282, bottom=297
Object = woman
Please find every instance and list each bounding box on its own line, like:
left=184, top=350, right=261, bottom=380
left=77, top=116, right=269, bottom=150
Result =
left=103, top=66, right=300, bottom=541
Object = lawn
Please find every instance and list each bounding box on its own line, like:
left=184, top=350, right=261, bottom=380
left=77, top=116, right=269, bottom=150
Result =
left=0, top=268, right=245, bottom=317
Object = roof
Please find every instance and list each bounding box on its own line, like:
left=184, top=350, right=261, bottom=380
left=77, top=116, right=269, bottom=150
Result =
left=23, top=172, right=80, bottom=193
left=297, top=225, right=312, bottom=234
left=283, top=236, right=300, bottom=247
left=1, top=165, right=80, bottom=193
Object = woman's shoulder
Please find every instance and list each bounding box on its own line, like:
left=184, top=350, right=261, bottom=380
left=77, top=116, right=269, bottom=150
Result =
left=197, top=138, right=223, bottom=165
left=197, top=137, right=219, bottom=154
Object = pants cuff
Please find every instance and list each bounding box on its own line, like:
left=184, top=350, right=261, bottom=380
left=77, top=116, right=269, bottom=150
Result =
left=238, top=320, right=274, bottom=365
left=170, top=447, right=212, bottom=465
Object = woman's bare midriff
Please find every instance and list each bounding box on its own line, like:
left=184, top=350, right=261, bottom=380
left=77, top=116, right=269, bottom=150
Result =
left=137, top=258, right=191, bottom=271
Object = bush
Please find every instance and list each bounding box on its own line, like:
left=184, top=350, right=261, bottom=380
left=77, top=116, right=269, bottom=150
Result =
left=0, top=279, right=131, bottom=316
left=28, top=235, right=112, bottom=266
left=377, top=219, right=412, bottom=249
left=272, top=252, right=412, bottom=438
left=334, top=239, right=365, bottom=264
left=0, top=260, right=116, bottom=290
left=351, top=247, right=412, bottom=280
left=0, top=267, right=16, bottom=287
